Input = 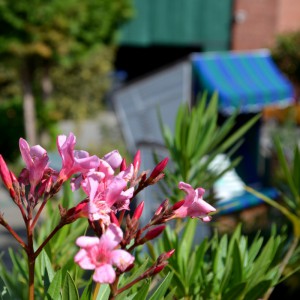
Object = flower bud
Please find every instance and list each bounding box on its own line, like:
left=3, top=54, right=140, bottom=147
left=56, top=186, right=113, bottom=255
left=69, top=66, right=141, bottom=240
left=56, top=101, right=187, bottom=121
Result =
left=132, top=201, right=144, bottom=221
left=133, top=150, right=141, bottom=174
left=152, top=262, right=168, bottom=275
left=110, top=211, right=120, bottom=226
left=172, top=200, right=185, bottom=211
left=142, top=225, right=165, bottom=242
left=0, top=155, right=13, bottom=189
left=120, top=158, right=127, bottom=171
left=149, top=157, right=169, bottom=180
left=158, top=249, right=175, bottom=263
left=62, top=199, right=88, bottom=224
left=0, top=155, right=17, bottom=199
left=154, top=199, right=169, bottom=216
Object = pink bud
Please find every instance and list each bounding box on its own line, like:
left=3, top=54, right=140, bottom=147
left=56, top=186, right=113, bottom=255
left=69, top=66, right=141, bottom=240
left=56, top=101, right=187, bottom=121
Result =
left=154, top=199, right=169, bottom=216
left=152, top=263, right=167, bottom=275
left=110, top=211, right=120, bottom=226
left=120, top=158, right=127, bottom=171
left=143, top=225, right=165, bottom=242
left=133, top=150, right=141, bottom=174
left=149, top=157, right=169, bottom=180
left=172, top=200, right=185, bottom=211
left=165, top=249, right=175, bottom=259
left=63, top=199, right=89, bottom=223
left=158, top=249, right=175, bottom=262
left=132, top=201, right=144, bottom=220
left=0, top=155, right=17, bottom=199
left=0, top=155, right=13, bottom=189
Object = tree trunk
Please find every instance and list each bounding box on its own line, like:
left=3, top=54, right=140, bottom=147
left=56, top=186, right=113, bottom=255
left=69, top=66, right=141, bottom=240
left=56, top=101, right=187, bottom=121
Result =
left=21, top=61, right=37, bottom=145
left=41, top=61, right=53, bottom=101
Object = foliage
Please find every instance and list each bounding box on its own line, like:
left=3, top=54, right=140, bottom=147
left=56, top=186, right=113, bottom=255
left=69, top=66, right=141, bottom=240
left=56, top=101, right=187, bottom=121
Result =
left=0, top=98, right=25, bottom=162
left=271, top=30, right=300, bottom=86
left=151, top=220, right=286, bottom=300
left=50, top=45, right=114, bottom=119
left=158, top=93, right=260, bottom=202
left=0, top=0, right=133, bottom=145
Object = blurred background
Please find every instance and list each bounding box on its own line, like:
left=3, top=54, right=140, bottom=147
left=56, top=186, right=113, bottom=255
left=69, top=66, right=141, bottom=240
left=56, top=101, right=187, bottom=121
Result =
left=0, top=0, right=300, bottom=161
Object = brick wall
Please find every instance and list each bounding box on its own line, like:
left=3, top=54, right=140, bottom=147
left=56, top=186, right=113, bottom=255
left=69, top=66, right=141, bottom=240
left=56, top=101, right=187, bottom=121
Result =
left=277, top=0, right=300, bottom=33
left=231, top=0, right=300, bottom=50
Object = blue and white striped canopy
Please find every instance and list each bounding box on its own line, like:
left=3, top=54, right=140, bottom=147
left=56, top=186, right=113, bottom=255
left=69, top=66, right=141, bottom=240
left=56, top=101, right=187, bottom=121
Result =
left=192, top=50, right=294, bottom=114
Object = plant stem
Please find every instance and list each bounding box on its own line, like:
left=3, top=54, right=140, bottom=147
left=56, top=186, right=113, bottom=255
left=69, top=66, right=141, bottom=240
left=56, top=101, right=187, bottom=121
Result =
left=31, top=196, right=48, bottom=230
left=26, top=219, right=35, bottom=300
left=0, top=217, right=27, bottom=250
left=34, top=222, right=63, bottom=259
left=263, top=236, right=299, bottom=300
left=28, top=257, right=35, bottom=300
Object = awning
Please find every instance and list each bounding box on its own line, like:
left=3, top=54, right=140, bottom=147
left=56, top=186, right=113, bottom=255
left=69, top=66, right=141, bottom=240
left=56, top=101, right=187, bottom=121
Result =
left=192, top=50, right=294, bottom=114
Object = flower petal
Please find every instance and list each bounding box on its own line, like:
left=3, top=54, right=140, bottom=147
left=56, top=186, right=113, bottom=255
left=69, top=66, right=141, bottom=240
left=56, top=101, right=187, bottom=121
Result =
left=93, top=264, right=116, bottom=284
left=99, top=224, right=123, bottom=249
left=111, top=249, right=135, bottom=271
left=74, top=249, right=95, bottom=270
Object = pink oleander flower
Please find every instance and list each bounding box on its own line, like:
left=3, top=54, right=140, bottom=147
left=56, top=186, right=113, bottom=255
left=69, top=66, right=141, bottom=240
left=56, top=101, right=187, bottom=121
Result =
left=74, top=223, right=134, bottom=284
left=103, top=150, right=122, bottom=170
left=173, top=182, right=216, bottom=222
left=19, top=138, right=49, bottom=194
left=57, top=133, right=100, bottom=181
left=81, top=162, right=134, bottom=224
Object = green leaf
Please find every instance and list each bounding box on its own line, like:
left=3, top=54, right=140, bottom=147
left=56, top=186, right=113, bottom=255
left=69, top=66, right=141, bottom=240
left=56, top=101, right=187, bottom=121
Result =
left=231, top=240, right=243, bottom=284
left=46, top=269, right=62, bottom=300
left=178, top=218, right=197, bottom=267
left=40, top=249, right=55, bottom=293
left=148, top=272, right=173, bottom=300
left=80, top=278, right=93, bottom=300
left=0, top=275, right=10, bottom=300
left=131, top=279, right=150, bottom=300
left=223, top=282, right=247, bottom=300
left=273, top=136, right=299, bottom=203
left=243, top=280, right=272, bottom=300
left=95, top=284, right=110, bottom=300
left=62, top=271, right=79, bottom=300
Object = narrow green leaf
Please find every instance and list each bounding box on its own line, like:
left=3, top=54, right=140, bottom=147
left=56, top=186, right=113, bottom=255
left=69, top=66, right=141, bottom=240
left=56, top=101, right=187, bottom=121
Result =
left=40, top=249, right=55, bottom=293
left=0, top=275, right=10, bottom=300
left=46, top=269, right=62, bottom=300
left=131, top=279, right=150, bottom=300
left=95, top=284, right=110, bottom=300
left=273, top=136, right=299, bottom=203
left=243, top=280, right=272, bottom=300
left=163, top=286, right=177, bottom=300
left=223, top=282, right=247, bottom=300
left=80, top=279, right=93, bottom=300
left=231, top=240, right=243, bottom=284
left=176, top=219, right=197, bottom=279
left=62, top=271, right=79, bottom=300
left=218, top=114, right=261, bottom=153
left=148, top=272, right=173, bottom=300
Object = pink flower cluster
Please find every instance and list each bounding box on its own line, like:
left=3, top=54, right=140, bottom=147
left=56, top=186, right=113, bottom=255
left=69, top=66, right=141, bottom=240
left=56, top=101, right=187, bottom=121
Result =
left=0, top=132, right=216, bottom=287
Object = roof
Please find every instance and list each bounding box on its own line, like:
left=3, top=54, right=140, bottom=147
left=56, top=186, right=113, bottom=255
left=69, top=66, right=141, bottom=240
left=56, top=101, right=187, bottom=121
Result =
left=118, top=0, right=233, bottom=51
left=192, top=50, right=294, bottom=114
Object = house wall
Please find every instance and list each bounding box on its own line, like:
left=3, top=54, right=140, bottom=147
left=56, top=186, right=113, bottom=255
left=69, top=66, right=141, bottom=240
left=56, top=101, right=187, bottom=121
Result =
left=231, top=0, right=300, bottom=50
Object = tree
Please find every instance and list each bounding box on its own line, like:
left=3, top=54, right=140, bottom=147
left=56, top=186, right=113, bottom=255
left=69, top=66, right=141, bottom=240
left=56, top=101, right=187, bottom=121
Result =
left=271, top=30, right=300, bottom=101
left=0, top=0, right=133, bottom=144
